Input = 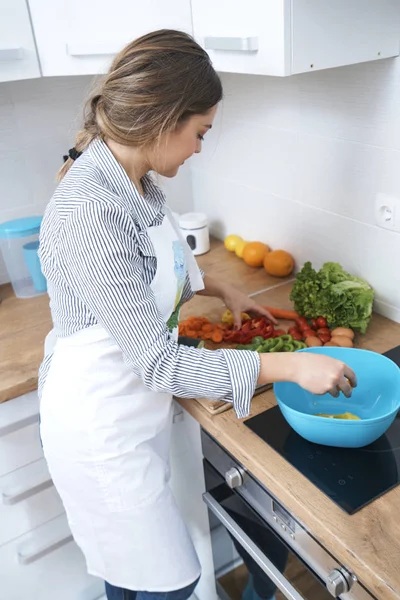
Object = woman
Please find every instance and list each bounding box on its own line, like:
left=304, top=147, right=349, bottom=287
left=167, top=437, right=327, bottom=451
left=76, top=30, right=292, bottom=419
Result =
left=39, top=29, right=356, bottom=600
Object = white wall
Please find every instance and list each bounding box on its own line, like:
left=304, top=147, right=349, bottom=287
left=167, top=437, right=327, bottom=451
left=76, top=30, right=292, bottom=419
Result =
left=191, top=58, right=400, bottom=321
left=0, top=76, right=192, bottom=284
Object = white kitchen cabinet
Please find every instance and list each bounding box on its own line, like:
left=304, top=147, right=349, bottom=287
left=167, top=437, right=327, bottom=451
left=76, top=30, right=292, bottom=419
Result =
left=192, top=0, right=400, bottom=76
left=0, top=0, right=41, bottom=82
left=0, top=392, right=103, bottom=599
left=28, top=0, right=193, bottom=76
left=0, top=390, right=42, bottom=476
left=0, top=458, right=65, bottom=547
left=0, top=514, right=104, bottom=600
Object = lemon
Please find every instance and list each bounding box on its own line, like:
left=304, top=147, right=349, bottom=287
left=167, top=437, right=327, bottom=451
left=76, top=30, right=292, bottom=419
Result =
left=235, top=239, right=249, bottom=258
left=316, top=412, right=360, bottom=420
left=224, top=234, right=243, bottom=252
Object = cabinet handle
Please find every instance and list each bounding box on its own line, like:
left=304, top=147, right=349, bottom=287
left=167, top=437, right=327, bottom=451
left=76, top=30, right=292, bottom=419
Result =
left=173, top=408, right=184, bottom=424
left=204, top=36, right=258, bottom=52
left=2, top=476, right=52, bottom=505
left=0, top=47, right=23, bottom=61
left=17, top=530, right=73, bottom=565
left=203, top=492, right=305, bottom=600
left=66, top=43, right=121, bottom=57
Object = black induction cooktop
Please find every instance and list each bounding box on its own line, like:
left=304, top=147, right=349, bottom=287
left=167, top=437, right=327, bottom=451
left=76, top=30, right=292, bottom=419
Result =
left=244, top=345, right=400, bottom=514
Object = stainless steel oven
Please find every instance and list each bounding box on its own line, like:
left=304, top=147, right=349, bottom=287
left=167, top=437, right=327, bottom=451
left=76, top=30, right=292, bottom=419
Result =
left=201, top=429, right=375, bottom=600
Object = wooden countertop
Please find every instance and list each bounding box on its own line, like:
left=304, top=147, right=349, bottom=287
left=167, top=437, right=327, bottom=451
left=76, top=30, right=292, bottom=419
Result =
left=0, top=238, right=288, bottom=404
left=2, top=238, right=400, bottom=598
left=0, top=283, right=51, bottom=403
left=179, top=261, right=400, bottom=600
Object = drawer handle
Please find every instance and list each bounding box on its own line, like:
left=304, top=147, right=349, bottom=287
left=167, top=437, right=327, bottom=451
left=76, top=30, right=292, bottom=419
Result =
left=66, top=42, right=121, bottom=57
left=0, top=413, right=38, bottom=438
left=2, top=477, right=52, bottom=505
left=17, top=531, right=73, bottom=565
left=0, top=47, right=23, bottom=61
left=173, top=408, right=184, bottom=424
left=204, top=36, right=259, bottom=52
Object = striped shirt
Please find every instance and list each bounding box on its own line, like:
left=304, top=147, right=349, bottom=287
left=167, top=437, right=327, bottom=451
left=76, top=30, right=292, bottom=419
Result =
left=38, top=138, right=260, bottom=418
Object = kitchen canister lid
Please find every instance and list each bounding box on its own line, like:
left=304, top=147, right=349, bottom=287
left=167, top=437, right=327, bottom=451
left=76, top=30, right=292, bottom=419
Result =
left=179, top=212, right=208, bottom=230
left=0, top=216, right=43, bottom=239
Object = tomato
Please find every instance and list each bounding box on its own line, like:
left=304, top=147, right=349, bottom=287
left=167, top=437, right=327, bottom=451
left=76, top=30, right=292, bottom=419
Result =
left=303, top=328, right=316, bottom=338
left=295, top=317, right=309, bottom=332
left=311, top=319, right=318, bottom=330
left=291, top=331, right=304, bottom=341
left=317, top=328, right=331, bottom=336
left=316, top=316, right=328, bottom=328
left=288, top=326, right=301, bottom=336
left=318, top=333, right=331, bottom=344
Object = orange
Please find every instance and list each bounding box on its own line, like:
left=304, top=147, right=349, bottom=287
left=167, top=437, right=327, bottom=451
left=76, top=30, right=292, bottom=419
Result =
left=234, top=239, right=249, bottom=258
left=242, top=242, right=270, bottom=267
left=263, top=250, right=294, bottom=277
left=224, top=234, right=243, bottom=252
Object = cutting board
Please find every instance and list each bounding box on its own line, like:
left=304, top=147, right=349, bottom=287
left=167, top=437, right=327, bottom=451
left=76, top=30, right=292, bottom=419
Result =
left=177, top=337, right=273, bottom=415
left=193, top=382, right=273, bottom=415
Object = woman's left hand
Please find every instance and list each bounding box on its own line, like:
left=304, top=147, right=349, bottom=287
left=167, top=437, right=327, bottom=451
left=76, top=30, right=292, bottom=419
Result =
left=222, top=285, right=278, bottom=329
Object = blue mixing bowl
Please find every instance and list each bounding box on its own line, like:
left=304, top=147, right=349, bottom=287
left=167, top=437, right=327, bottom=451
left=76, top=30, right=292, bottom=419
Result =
left=274, top=347, right=400, bottom=448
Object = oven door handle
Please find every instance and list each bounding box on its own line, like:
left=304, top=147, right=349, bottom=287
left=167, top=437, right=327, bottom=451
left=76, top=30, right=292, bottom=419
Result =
left=203, top=492, right=306, bottom=600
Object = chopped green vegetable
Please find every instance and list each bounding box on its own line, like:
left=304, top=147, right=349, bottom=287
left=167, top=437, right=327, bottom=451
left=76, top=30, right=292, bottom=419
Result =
left=270, top=338, right=284, bottom=352
left=282, top=343, right=294, bottom=352
left=290, top=261, right=374, bottom=333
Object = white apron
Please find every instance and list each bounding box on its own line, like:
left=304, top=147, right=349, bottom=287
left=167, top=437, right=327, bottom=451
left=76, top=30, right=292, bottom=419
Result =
left=40, top=207, right=204, bottom=592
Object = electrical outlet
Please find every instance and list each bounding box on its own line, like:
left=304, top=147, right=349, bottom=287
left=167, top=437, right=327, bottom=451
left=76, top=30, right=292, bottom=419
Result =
left=375, top=193, right=400, bottom=232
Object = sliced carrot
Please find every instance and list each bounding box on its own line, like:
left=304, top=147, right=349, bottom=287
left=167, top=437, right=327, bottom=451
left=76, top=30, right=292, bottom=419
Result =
left=211, top=331, right=224, bottom=343
left=202, top=323, right=213, bottom=333
left=185, top=329, right=198, bottom=337
left=263, top=306, right=299, bottom=321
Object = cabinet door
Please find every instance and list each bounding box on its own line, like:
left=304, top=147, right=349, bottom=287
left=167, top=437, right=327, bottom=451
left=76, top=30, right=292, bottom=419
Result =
left=28, top=0, right=193, bottom=76
left=191, top=0, right=290, bottom=76
left=0, top=0, right=41, bottom=82
left=0, top=514, right=104, bottom=600
left=291, top=0, right=400, bottom=74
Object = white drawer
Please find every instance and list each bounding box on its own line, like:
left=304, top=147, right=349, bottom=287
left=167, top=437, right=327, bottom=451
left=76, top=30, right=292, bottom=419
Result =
left=0, top=458, right=65, bottom=546
left=0, top=391, right=42, bottom=476
left=0, top=514, right=104, bottom=600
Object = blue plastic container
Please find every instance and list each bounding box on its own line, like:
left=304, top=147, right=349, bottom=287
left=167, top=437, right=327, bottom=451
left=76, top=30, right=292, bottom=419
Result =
left=274, top=347, right=400, bottom=448
left=0, top=216, right=46, bottom=298
left=23, top=240, right=47, bottom=293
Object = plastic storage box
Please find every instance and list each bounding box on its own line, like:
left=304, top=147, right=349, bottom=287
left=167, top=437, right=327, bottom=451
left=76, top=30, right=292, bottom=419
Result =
left=0, top=217, right=47, bottom=298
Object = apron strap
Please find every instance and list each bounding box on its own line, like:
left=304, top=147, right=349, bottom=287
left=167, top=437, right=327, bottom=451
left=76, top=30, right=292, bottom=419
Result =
left=163, top=206, right=205, bottom=292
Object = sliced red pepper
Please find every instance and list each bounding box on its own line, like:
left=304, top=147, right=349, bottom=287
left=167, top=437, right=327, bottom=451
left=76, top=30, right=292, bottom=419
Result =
left=223, top=330, right=237, bottom=342
left=241, top=321, right=252, bottom=333
left=239, top=334, right=255, bottom=344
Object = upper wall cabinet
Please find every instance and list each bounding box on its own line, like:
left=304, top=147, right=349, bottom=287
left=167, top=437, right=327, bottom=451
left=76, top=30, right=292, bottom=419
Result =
left=191, top=0, right=400, bottom=76
left=0, top=0, right=40, bottom=82
left=28, top=0, right=193, bottom=76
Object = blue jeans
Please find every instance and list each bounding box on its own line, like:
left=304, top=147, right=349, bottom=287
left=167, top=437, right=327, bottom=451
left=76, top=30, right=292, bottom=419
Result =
left=105, top=577, right=199, bottom=600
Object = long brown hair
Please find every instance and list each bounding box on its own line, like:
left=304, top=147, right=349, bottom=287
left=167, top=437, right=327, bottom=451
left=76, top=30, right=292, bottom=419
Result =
left=58, top=29, right=222, bottom=181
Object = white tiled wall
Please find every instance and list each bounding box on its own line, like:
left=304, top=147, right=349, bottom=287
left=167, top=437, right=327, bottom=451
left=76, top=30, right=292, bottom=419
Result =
left=191, top=58, right=400, bottom=321
left=0, top=76, right=192, bottom=284
left=3, top=61, right=400, bottom=320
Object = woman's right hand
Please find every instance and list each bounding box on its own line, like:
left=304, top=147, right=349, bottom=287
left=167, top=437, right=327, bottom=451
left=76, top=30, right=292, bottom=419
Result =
left=291, top=353, right=357, bottom=398
left=258, top=352, right=357, bottom=398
